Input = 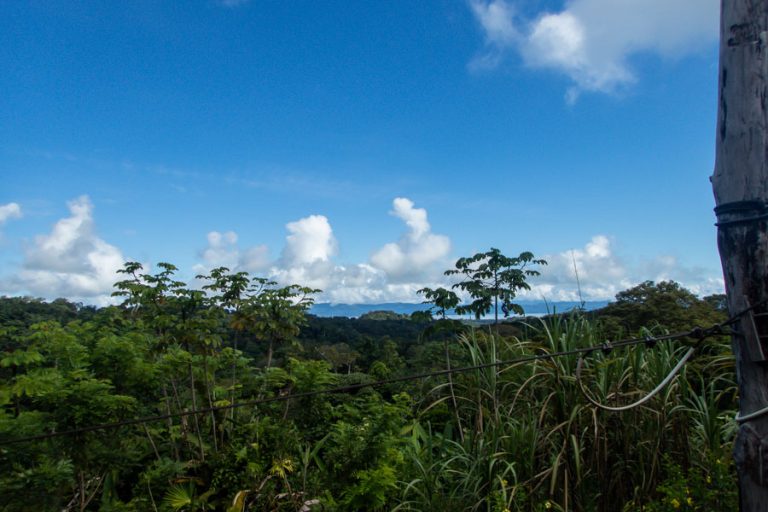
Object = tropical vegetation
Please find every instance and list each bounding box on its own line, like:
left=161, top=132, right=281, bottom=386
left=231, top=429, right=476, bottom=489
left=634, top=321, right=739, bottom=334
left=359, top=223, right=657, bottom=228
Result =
left=0, top=255, right=738, bottom=511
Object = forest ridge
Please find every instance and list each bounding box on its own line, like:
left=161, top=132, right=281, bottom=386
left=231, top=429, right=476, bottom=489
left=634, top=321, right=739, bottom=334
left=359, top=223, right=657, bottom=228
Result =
left=0, top=255, right=736, bottom=511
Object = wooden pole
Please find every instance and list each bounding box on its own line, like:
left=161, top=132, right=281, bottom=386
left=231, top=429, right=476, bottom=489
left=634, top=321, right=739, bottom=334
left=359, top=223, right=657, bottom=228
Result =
left=712, top=1, right=768, bottom=509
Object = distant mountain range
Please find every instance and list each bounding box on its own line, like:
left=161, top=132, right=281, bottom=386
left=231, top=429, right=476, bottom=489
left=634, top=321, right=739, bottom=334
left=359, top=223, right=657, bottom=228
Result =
left=309, top=300, right=609, bottom=318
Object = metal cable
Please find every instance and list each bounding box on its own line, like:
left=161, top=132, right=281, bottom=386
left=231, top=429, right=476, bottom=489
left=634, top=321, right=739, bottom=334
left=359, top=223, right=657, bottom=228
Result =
left=576, top=345, right=696, bottom=412
left=0, top=337, right=655, bottom=446
left=735, top=404, right=768, bottom=423
left=0, top=307, right=752, bottom=446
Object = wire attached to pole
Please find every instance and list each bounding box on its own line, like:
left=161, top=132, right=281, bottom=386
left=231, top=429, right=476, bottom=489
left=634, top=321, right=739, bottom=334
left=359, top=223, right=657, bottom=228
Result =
left=735, top=405, right=768, bottom=423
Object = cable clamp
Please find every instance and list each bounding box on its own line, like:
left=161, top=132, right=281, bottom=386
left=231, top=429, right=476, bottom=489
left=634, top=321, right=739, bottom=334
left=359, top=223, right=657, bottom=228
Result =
left=690, top=327, right=705, bottom=340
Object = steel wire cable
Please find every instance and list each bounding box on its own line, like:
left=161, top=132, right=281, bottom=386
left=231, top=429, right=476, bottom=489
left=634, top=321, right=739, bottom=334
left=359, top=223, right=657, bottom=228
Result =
left=0, top=304, right=755, bottom=446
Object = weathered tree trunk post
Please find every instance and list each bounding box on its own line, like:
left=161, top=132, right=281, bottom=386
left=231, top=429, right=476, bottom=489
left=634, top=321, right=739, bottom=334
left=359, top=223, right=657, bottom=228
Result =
left=712, top=1, right=768, bottom=509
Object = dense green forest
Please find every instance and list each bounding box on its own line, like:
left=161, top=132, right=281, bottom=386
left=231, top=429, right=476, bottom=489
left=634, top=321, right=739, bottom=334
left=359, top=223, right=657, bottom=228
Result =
left=0, top=262, right=737, bottom=511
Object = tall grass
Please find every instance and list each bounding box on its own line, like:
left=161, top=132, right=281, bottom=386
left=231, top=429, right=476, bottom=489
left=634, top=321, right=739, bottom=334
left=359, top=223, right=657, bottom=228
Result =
left=399, top=314, right=738, bottom=511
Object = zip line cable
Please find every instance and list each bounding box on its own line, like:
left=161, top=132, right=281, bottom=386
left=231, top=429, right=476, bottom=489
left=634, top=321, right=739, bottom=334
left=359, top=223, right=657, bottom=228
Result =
left=0, top=304, right=757, bottom=446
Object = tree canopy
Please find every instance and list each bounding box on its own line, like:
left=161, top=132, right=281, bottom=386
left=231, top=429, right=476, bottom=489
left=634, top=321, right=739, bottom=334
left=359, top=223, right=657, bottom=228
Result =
left=445, top=248, right=547, bottom=323
left=0, top=272, right=738, bottom=512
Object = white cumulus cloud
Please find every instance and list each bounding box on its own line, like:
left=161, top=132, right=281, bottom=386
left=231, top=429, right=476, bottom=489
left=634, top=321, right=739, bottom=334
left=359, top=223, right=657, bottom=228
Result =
left=469, top=0, right=718, bottom=101
left=267, top=215, right=339, bottom=291
left=370, top=198, right=451, bottom=281
left=470, top=0, right=518, bottom=46
left=468, top=0, right=520, bottom=70
left=195, top=230, right=270, bottom=275
left=524, top=235, right=631, bottom=301
left=522, top=235, right=723, bottom=302
left=637, top=254, right=725, bottom=297
left=0, top=202, right=22, bottom=242
left=5, top=196, right=126, bottom=304
left=196, top=200, right=453, bottom=303
left=267, top=204, right=448, bottom=302
left=0, top=202, right=22, bottom=225
left=282, top=215, right=337, bottom=266
left=191, top=206, right=722, bottom=307
left=265, top=214, right=338, bottom=291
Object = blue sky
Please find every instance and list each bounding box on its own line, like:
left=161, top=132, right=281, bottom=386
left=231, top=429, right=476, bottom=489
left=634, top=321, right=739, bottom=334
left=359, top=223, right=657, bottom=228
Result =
left=0, top=0, right=723, bottom=305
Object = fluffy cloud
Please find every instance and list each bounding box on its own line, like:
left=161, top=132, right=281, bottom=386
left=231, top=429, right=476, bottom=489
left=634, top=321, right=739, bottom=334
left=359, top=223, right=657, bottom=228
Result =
left=268, top=215, right=339, bottom=291
left=268, top=213, right=432, bottom=302
left=198, top=215, right=343, bottom=293
left=370, top=198, right=451, bottom=281
left=470, top=0, right=517, bottom=46
left=523, top=235, right=631, bottom=301
left=282, top=215, right=337, bottom=266
left=0, top=197, right=724, bottom=307
left=195, top=204, right=721, bottom=306
left=202, top=231, right=239, bottom=269
left=6, top=196, right=126, bottom=304
left=197, top=199, right=453, bottom=303
left=521, top=235, right=723, bottom=302
left=0, top=203, right=22, bottom=225
left=469, top=0, right=718, bottom=101
left=637, top=254, right=725, bottom=297
left=270, top=210, right=437, bottom=299
left=0, top=202, right=22, bottom=241
left=196, top=230, right=269, bottom=274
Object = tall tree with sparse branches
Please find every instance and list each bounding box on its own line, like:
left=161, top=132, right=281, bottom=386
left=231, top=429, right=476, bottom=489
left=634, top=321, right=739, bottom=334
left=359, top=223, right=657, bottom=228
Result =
left=445, top=248, right=546, bottom=324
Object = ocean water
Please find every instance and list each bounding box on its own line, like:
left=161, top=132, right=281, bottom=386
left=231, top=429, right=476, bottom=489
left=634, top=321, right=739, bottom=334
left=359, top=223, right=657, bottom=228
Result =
left=310, top=300, right=609, bottom=319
